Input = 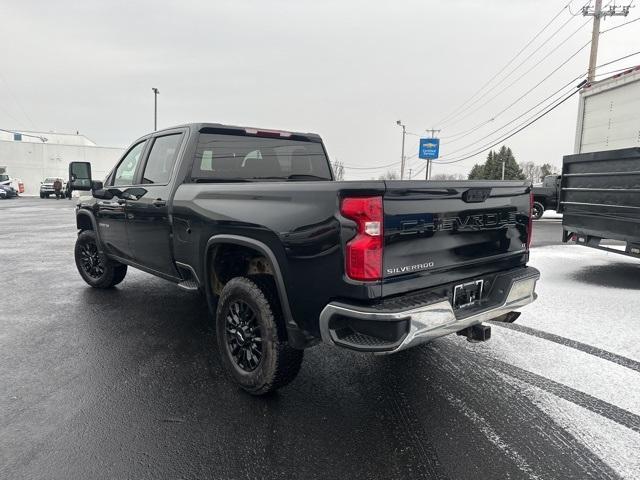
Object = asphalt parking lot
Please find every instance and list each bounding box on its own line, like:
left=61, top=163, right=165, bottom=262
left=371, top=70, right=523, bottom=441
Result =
left=1, top=197, right=639, bottom=479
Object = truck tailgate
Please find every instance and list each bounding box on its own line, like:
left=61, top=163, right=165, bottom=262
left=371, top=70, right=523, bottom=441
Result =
left=382, top=181, right=531, bottom=296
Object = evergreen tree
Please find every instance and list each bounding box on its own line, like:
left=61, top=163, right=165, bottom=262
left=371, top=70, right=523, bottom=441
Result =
left=466, top=146, right=525, bottom=180
left=468, top=164, right=485, bottom=179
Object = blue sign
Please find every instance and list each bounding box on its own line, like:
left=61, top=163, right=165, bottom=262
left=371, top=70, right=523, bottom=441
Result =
left=419, top=138, right=439, bottom=160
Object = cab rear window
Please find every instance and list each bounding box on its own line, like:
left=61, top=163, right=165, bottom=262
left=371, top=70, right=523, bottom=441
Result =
left=192, top=133, right=332, bottom=181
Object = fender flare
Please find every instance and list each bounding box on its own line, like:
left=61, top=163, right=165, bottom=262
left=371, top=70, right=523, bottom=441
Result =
left=205, top=234, right=308, bottom=348
left=76, top=209, right=104, bottom=253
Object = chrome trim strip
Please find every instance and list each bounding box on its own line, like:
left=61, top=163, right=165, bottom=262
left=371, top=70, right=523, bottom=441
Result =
left=319, top=273, right=539, bottom=354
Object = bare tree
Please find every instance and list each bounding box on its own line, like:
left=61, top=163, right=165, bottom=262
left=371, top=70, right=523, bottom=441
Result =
left=520, top=161, right=542, bottom=184
left=431, top=173, right=466, bottom=181
left=331, top=160, right=345, bottom=181
left=378, top=170, right=399, bottom=180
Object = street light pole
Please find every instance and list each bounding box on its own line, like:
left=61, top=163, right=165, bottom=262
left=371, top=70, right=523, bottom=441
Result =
left=396, top=120, right=406, bottom=179
left=152, top=88, right=160, bottom=131
left=501, top=161, right=506, bottom=180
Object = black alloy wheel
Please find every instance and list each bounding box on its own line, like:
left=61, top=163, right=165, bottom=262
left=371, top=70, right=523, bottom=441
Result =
left=225, top=300, right=263, bottom=372
left=79, top=241, right=105, bottom=279
left=532, top=202, right=544, bottom=220
left=74, top=230, right=128, bottom=288
left=215, top=276, right=304, bottom=395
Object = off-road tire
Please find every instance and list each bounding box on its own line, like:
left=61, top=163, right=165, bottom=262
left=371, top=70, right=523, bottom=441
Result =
left=532, top=201, right=544, bottom=220
left=215, top=275, right=303, bottom=395
left=75, top=230, right=128, bottom=288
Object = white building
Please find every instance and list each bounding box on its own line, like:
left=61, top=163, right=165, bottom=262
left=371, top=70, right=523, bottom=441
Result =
left=0, top=130, right=124, bottom=195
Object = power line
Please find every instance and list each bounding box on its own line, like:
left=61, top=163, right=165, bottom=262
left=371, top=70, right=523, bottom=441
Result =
left=342, top=160, right=400, bottom=170
left=434, top=51, right=640, bottom=166
left=440, top=10, right=639, bottom=142
left=435, top=0, right=578, bottom=127
left=594, top=49, right=640, bottom=69
left=442, top=17, right=592, bottom=131
left=600, top=16, right=640, bottom=33
left=0, top=72, right=37, bottom=130
left=434, top=89, right=581, bottom=165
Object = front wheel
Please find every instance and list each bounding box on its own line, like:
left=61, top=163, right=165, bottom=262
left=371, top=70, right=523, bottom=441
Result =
left=532, top=201, right=544, bottom=220
left=215, top=276, right=303, bottom=395
left=74, top=230, right=128, bottom=288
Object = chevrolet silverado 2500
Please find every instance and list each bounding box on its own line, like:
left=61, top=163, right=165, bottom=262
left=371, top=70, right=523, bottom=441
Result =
left=68, top=123, right=539, bottom=395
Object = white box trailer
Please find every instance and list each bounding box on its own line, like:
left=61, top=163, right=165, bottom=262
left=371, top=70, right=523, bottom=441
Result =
left=574, top=66, right=640, bottom=154
left=561, top=66, right=640, bottom=260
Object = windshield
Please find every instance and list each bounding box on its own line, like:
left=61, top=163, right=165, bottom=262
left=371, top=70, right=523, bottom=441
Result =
left=44, top=178, right=59, bottom=183
left=192, top=133, right=332, bottom=181
left=0, top=174, right=8, bottom=182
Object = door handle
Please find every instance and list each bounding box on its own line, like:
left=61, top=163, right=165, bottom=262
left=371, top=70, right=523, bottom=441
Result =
left=152, top=199, right=167, bottom=207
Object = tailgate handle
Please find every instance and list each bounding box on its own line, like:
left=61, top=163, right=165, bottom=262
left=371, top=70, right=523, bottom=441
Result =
left=462, top=188, right=491, bottom=203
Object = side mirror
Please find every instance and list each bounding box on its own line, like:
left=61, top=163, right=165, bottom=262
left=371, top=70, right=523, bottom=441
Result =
left=68, top=162, right=92, bottom=191
left=92, top=188, right=114, bottom=200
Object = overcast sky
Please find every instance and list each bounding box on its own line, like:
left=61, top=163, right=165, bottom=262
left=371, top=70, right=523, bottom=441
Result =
left=1, top=0, right=638, bottom=179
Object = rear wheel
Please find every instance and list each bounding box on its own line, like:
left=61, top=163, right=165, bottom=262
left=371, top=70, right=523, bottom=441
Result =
left=215, top=275, right=303, bottom=395
left=74, top=230, right=128, bottom=288
left=39, top=193, right=44, bottom=199
left=532, top=201, right=544, bottom=220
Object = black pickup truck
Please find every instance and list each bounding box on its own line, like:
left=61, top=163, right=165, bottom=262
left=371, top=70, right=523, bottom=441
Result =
left=68, top=123, right=539, bottom=395
left=531, top=175, right=561, bottom=220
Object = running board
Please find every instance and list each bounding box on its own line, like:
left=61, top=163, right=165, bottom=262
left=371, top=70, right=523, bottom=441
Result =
left=177, top=279, right=199, bottom=291
left=175, top=262, right=201, bottom=292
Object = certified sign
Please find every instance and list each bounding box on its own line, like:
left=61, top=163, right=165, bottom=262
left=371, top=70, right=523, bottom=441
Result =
left=419, top=138, right=440, bottom=160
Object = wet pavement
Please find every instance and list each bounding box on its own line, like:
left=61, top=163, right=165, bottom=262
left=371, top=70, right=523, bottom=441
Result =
left=1, top=197, right=639, bottom=479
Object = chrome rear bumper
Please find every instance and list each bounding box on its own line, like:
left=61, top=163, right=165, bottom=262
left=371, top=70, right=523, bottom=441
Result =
left=319, top=268, right=539, bottom=353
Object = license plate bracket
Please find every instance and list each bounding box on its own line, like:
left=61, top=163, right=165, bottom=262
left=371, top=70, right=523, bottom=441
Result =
left=453, top=280, right=484, bottom=310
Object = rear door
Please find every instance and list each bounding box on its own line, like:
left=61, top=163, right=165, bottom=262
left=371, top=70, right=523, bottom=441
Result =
left=126, top=129, right=186, bottom=277
left=382, top=181, right=531, bottom=296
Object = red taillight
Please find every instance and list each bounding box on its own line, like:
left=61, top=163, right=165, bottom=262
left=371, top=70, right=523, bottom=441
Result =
left=527, top=191, right=533, bottom=249
left=341, top=196, right=383, bottom=281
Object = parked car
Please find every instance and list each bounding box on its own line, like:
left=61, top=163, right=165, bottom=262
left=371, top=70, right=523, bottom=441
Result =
left=67, top=123, right=539, bottom=395
left=0, top=169, right=23, bottom=195
left=532, top=175, right=561, bottom=219
left=0, top=183, right=19, bottom=199
left=40, top=177, right=67, bottom=198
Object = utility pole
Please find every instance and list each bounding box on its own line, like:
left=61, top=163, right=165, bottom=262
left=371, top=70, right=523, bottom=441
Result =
left=424, top=128, right=441, bottom=180
left=152, top=87, right=160, bottom=131
left=501, top=161, right=506, bottom=180
left=408, top=168, right=412, bottom=179
left=396, top=121, right=407, bottom=179
left=583, top=0, right=630, bottom=82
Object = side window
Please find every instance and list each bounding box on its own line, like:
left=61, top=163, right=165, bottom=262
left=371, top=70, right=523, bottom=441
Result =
left=142, top=134, right=183, bottom=184
left=113, top=141, right=147, bottom=186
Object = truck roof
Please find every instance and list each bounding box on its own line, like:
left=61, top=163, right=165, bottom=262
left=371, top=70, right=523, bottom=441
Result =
left=152, top=123, right=323, bottom=142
